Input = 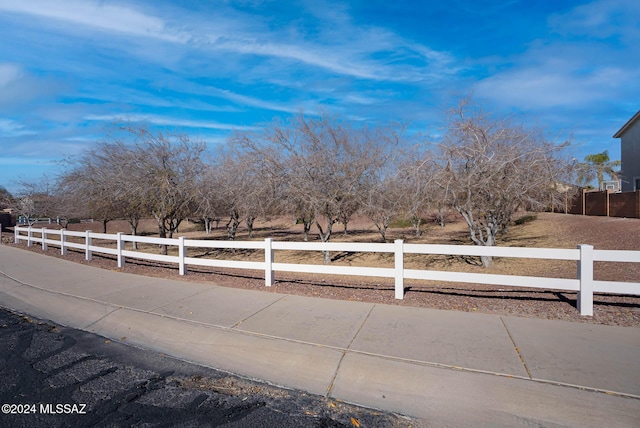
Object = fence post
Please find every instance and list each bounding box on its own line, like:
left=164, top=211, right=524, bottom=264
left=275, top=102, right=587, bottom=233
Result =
left=27, top=227, right=33, bottom=247
left=394, top=239, right=404, bottom=299
left=85, top=230, right=92, bottom=261
left=42, top=227, right=47, bottom=251
left=60, top=229, right=67, bottom=255
left=178, top=236, right=187, bottom=275
left=577, top=244, right=594, bottom=316
left=265, top=238, right=273, bottom=287
left=14, top=226, right=18, bottom=244
left=116, top=232, right=124, bottom=268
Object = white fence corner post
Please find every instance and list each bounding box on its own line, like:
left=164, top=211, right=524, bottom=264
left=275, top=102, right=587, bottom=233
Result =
left=42, top=227, right=47, bottom=251
left=27, top=227, right=33, bottom=247
left=178, top=236, right=187, bottom=276
left=85, top=230, right=92, bottom=261
left=116, top=232, right=125, bottom=268
left=394, top=239, right=404, bottom=299
left=577, top=244, right=594, bottom=316
left=60, top=229, right=67, bottom=255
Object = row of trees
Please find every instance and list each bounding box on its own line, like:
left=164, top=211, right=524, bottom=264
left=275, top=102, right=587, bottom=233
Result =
left=5, top=102, right=577, bottom=266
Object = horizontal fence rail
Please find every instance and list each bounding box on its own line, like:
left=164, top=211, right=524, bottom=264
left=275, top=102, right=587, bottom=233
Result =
left=11, top=226, right=640, bottom=316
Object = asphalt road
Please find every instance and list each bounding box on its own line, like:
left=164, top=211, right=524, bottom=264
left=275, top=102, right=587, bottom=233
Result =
left=0, top=307, right=418, bottom=428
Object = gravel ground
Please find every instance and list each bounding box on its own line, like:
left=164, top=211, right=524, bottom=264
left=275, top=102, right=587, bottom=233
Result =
left=3, top=212, right=639, bottom=327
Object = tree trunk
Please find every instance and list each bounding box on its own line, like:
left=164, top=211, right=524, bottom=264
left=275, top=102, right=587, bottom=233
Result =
left=315, top=219, right=335, bottom=263
left=302, top=220, right=312, bottom=242
left=437, top=207, right=446, bottom=228
left=226, top=213, right=241, bottom=240
left=457, top=208, right=499, bottom=268
left=203, top=217, right=212, bottom=234
left=129, top=221, right=139, bottom=251
left=411, top=217, right=422, bottom=237
left=480, top=229, right=495, bottom=267
left=157, top=218, right=168, bottom=255
left=374, top=220, right=388, bottom=242
left=246, top=216, right=255, bottom=238
left=299, top=215, right=313, bottom=242
left=342, top=219, right=349, bottom=236
left=167, top=218, right=181, bottom=238
left=480, top=255, right=493, bottom=267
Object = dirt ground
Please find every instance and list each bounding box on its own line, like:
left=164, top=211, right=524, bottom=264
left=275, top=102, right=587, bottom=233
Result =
left=4, top=211, right=640, bottom=327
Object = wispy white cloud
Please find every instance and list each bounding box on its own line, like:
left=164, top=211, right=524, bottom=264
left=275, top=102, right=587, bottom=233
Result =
left=73, top=83, right=243, bottom=113
left=474, top=0, right=640, bottom=112
left=0, top=0, right=455, bottom=83
left=475, top=60, right=631, bottom=109
left=0, top=63, right=22, bottom=87
left=0, top=66, right=67, bottom=111
left=214, top=40, right=380, bottom=80
left=0, top=0, right=188, bottom=43
left=548, top=0, right=640, bottom=40
left=84, top=113, right=259, bottom=131
left=204, top=15, right=455, bottom=82
left=0, top=118, right=37, bottom=137
left=0, top=138, right=85, bottom=159
left=342, top=94, right=379, bottom=105
left=207, top=87, right=299, bottom=114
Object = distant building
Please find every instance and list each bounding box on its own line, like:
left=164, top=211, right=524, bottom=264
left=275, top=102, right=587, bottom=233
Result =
left=601, top=180, right=621, bottom=192
left=613, top=110, right=640, bottom=192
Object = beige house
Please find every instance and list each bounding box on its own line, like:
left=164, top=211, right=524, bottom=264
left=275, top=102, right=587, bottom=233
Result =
left=614, top=110, right=640, bottom=192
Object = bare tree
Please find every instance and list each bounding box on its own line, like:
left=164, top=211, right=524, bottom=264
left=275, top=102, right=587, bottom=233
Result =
left=288, top=199, right=315, bottom=242
left=127, top=129, right=205, bottom=254
left=58, top=143, right=131, bottom=233
left=209, top=156, right=246, bottom=241
left=360, top=173, right=405, bottom=242
left=235, top=114, right=394, bottom=261
left=110, top=146, right=147, bottom=245
left=48, top=185, right=87, bottom=229
left=15, top=179, right=57, bottom=226
left=195, top=165, right=226, bottom=235
left=338, top=197, right=360, bottom=236
left=59, top=139, right=151, bottom=247
left=16, top=196, right=38, bottom=226
left=231, top=127, right=298, bottom=236
left=396, top=154, right=439, bottom=238
left=209, top=153, right=263, bottom=240
left=436, top=101, right=573, bottom=267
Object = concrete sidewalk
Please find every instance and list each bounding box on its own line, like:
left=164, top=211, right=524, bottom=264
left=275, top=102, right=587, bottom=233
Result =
left=0, top=245, right=638, bottom=427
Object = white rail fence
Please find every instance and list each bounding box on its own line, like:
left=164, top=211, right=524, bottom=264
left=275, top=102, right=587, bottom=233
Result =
left=10, top=226, right=640, bottom=316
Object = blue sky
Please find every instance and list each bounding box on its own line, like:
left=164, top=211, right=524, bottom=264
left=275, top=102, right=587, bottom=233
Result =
left=1, top=0, right=639, bottom=194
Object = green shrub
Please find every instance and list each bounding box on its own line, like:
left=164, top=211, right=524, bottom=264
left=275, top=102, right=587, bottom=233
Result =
left=389, top=217, right=429, bottom=228
left=514, top=214, right=537, bottom=225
